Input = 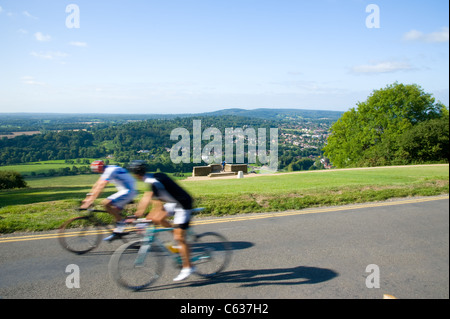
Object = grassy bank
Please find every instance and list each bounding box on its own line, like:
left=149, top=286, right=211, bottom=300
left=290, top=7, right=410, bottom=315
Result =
left=184, top=165, right=449, bottom=215
left=0, top=165, right=448, bottom=233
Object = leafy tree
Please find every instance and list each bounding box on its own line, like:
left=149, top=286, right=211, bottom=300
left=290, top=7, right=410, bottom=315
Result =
left=287, top=158, right=315, bottom=171
left=397, top=116, right=449, bottom=163
left=324, top=83, right=448, bottom=167
left=0, top=171, right=27, bottom=190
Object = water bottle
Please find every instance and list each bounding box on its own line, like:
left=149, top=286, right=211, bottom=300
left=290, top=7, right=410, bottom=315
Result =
left=165, top=241, right=179, bottom=253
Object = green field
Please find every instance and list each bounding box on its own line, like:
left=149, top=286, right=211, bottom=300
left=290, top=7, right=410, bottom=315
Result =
left=186, top=165, right=449, bottom=214
left=0, top=160, right=102, bottom=176
left=0, top=165, right=448, bottom=233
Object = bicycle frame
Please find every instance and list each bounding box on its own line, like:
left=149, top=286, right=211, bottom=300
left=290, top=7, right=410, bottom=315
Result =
left=133, top=207, right=207, bottom=266
left=134, top=223, right=207, bottom=267
left=109, top=210, right=231, bottom=290
left=135, top=225, right=171, bottom=266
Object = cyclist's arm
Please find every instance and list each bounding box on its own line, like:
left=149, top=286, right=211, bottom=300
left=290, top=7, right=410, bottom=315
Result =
left=135, top=191, right=153, bottom=218
left=81, top=179, right=108, bottom=208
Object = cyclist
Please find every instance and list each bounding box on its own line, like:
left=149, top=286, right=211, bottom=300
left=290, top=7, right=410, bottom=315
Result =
left=128, top=160, right=195, bottom=281
left=81, top=160, right=137, bottom=241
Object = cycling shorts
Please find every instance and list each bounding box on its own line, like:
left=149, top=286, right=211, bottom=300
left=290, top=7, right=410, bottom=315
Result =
left=163, top=202, right=191, bottom=230
left=107, top=189, right=137, bottom=209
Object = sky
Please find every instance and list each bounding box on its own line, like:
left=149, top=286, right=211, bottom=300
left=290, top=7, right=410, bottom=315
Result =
left=0, top=0, right=448, bottom=114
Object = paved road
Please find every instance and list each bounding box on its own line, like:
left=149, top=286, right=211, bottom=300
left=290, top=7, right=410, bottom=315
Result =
left=0, top=196, right=448, bottom=300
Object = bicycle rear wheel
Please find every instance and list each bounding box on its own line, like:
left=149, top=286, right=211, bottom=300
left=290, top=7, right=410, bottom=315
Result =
left=109, top=240, right=165, bottom=291
left=58, top=216, right=105, bottom=254
left=191, top=232, right=232, bottom=278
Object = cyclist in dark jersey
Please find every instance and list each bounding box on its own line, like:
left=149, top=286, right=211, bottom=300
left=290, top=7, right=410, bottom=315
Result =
left=128, top=160, right=195, bottom=281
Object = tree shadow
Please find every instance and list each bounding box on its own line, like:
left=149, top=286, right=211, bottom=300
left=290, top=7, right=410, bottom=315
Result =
left=0, top=186, right=117, bottom=208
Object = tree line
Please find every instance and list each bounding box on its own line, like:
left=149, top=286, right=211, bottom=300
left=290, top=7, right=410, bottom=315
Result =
left=1, top=84, right=447, bottom=178
left=0, top=116, right=279, bottom=173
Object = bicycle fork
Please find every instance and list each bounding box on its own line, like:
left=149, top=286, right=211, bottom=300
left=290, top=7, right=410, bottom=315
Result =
left=134, top=227, right=155, bottom=267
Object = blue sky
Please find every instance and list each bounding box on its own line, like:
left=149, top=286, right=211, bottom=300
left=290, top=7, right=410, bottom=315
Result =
left=0, top=0, right=448, bottom=114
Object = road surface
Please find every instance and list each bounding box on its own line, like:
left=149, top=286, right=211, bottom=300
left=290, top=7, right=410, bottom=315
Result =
left=0, top=196, right=448, bottom=300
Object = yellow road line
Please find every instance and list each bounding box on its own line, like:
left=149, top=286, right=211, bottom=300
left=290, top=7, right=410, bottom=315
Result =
left=0, top=229, right=109, bottom=243
left=0, top=227, right=136, bottom=243
left=191, top=195, right=449, bottom=225
left=0, top=196, right=448, bottom=244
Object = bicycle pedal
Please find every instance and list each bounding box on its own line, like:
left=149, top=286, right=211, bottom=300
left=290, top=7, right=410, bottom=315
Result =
left=104, top=232, right=130, bottom=242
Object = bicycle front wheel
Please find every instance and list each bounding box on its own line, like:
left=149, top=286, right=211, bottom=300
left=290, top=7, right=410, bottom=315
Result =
left=191, top=232, right=232, bottom=278
left=109, top=240, right=165, bottom=291
left=58, top=216, right=104, bottom=254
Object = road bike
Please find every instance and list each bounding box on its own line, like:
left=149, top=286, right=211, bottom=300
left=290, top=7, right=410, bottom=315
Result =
left=108, top=208, right=232, bottom=291
left=58, top=207, right=139, bottom=255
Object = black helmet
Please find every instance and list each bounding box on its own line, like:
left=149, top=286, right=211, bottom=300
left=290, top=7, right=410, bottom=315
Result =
left=128, top=160, right=148, bottom=176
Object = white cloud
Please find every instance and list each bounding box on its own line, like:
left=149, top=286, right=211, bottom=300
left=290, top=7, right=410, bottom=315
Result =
left=23, top=11, right=38, bottom=19
left=69, top=41, right=87, bottom=47
left=30, top=51, right=69, bottom=60
left=351, top=61, right=413, bottom=74
left=34, top=32, right=51, bottom=42
left=0, top=6, right=3, bottom=13
left=403, top=27, right=449, bottom=43
left=21, top=76, right=45, bottom=86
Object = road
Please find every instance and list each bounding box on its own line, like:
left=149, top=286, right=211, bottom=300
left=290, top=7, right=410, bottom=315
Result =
left=0, top=196, right=448, bottom=300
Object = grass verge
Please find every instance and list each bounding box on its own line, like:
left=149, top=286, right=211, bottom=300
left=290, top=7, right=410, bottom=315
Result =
left=0, top=165, right=448, bottom=234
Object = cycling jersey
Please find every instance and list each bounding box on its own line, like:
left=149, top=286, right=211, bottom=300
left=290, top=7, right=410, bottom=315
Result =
left=144, top=172, right=192, bottom=209
left=100, top=166, right=136, bottom=192
left=100, top=165, right=137, bottom=209
left=144, top=172, right=193, bottom=228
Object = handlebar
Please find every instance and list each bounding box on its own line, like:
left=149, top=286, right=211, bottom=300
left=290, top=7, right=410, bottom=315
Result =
left=77, top=207, right=205, bottom=222
left=191, top=207, right=205, bottom=215
left=133, top=218, right=153, bottom=224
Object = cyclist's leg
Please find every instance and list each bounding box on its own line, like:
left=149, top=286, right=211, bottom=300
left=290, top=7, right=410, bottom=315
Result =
left=146, top=199, right=172, bottom=228
left=101, top=199, right=125, bottom=241
left=104, top=190, right=136, bottom=222
left=174, top=226, right=191, bottom=268
left=172, top=208, right=195, bottom=281
left=103, top=199, right=122, bottom=222
left=103, top=191, right=136, bottom=240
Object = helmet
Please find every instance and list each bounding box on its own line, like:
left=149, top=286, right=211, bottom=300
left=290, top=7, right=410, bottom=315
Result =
left=90, top=160, right=105, bottom=173
left=128, top=160, right=148, bottom=176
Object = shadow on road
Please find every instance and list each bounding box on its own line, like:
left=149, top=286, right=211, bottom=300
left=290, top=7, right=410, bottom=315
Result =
left=189, top=265, right=339, bottom=288
left=139, top=264, right=338, bottom=293
left=86, top=240, right=255, bottom=256
left=207, top=265, right=338, bottom=287
left=132, top=240, right=338, bottom=293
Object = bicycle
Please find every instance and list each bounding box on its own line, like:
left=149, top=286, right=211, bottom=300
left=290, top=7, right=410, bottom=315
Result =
left=108, top=208, right=232, bottom=291
left=58, top=207, right=139, bottom=255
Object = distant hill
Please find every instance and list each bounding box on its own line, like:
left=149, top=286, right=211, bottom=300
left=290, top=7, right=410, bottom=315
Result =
left=1, top=108, right=344, bottom=121
left=198, top=108, right=344, bottom=120
left=1, top=108, right=344, bottom=137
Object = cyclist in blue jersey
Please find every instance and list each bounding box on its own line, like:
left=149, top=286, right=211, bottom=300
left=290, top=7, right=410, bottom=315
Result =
left=81, top=160, right=137, bottom=240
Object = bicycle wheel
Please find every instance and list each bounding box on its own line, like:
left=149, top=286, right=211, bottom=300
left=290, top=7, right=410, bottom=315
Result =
left=58, top=216, right=105, bottom=254
left=109, top=239, right=165, bottom=291
left=191, top=232, right=232, bottom=278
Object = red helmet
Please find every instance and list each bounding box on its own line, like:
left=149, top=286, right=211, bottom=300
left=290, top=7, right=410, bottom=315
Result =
left=90, top=160, right=105, bottom=173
